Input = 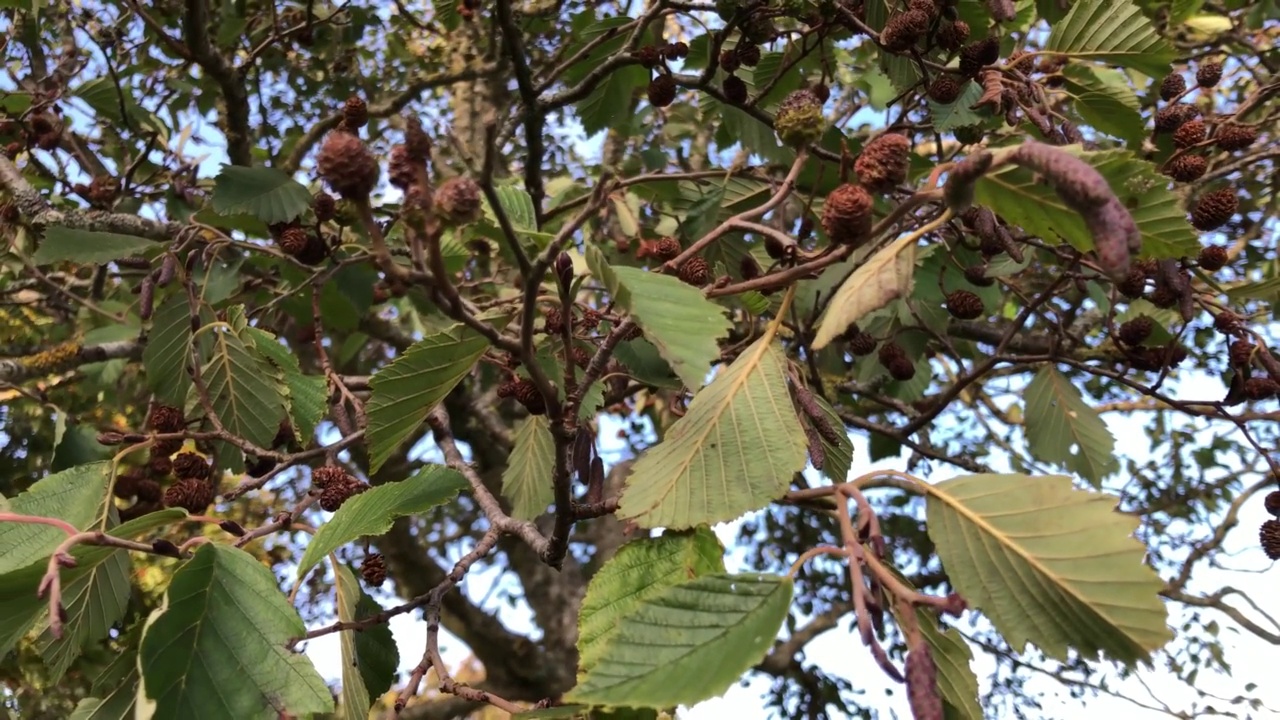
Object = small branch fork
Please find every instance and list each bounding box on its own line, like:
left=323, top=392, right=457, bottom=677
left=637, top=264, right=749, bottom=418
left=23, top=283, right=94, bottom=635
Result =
left=784, top=471, right=967, bottom=683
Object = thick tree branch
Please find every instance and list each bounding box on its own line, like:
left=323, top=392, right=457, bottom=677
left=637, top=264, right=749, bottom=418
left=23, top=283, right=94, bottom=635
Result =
left=0, top=340, right=141, bottom=384
left=182, top=0, right=253, bottom=166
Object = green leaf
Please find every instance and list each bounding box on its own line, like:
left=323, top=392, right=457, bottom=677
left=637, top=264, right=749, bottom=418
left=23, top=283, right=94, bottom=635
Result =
left=365, top=323, right=491, bottom=473
left=1046, top=0, right=1177, bottom=77
left=334, top=564, right=399, bottom=720
left=918, top=612, right=982, bottom=720
left=0, top=462, right=110, bottom=575
left=502, top=415, right=556, bottom=521
left=577, top=528, right=725, bottom=672
left=925, top=473, right=1172, bottom=663
left=567, top=573, right=792, bottom=707
left=242, top=327, right=327, bottom=442
left=486, top=184, right=538, bottom=232
left=139, top=544, right=334, bottom=719
left=973, top=147, right=1199, bottom=259
left=1023, top=366, right=1119, bottom=486
left=201, top=322, right=288, bottom=450
left=33, top=227, right=160, bottom=266
left=298, top=465, right=469, bottom=578
left=812, top=237, right=917, bottom=350
left=578, top=66, right=646, bottom=137
left=210, top=165, right=312, bottom=225
left=142, top=291, right=194, bottom=405
left=585, top=245, right=731, bottom=390
left=1061, top=65, right=1146, bottom=146
left=619, top=338, right=808, bottom=529
left=927, top=80, right=985, bottom=131
left=612, top=338, right=682, bottom=389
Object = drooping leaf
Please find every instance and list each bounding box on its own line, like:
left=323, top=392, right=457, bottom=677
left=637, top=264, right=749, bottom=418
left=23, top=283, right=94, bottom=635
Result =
left=486, top=184, right=539, bottom=232
left=812, top=236, right=917, bottom=350
left=1023, top=365, right=1119, bottom=485
left=973, top=147, right=1199, bottom=259
left=619, top=338, right=808, bottom=529
left=201, top=322, right=288, bottom=450
left=502, top=415, right=556, bottom=521
left=578, top=66, right=647, bottom=137
left=1046, top=0, right=1177, bottom=78
left=139, top=544, right=334, bottom=719
left=210, top=165, right=312, bottom=225
left=585, top=245, right=731, bottom=390
left=297, top=465, right=469, bottom=577
left=612, top=338, right=682, bottom=389
left=567, top=573, right=793, bottom=708
left=334, top=564, right=399, bottom=720
left=142, top=291, right=194, bottom=405
left=809, top=393, right=854, bottom=483
left=1061, top=65, right=1146, bottom=146
left=925, top=473, right=1172, bottom=663
left=365, top=323, right=491, bottom=472
left=33, top=227, right=160, bottom=266
left=577, top=528, right=726, bottom=671
left=918, top=612, right=982, bottom=720
left=242, top=327, right=328, bottom=442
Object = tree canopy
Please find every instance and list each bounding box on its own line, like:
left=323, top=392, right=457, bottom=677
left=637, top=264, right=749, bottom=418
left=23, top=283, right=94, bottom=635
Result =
left=1, top=0, right=1279, bottom=718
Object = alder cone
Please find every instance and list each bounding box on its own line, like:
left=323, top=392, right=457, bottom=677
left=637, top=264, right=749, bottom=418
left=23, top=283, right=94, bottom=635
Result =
left=1198, top=245, right=1228, bottom=271
left=436, top=176, right=483, bottom=224
left=1165, top=154, right=1206, bottom=183
left=313, top=192, right=336, bottom=222
left=1159, top=73, right=1186, bottom=101
left=313, top=465, right=350, bottom=489
left=342, top=96, right=368, bottom=129
left=774, top=89, right=825, bottom=148
left=1229, top=339, right=1255, bottom=366
left=944, top=290, right=984, bottom=320
left=821, top=183, right=874, bottom=246
left=1244, top=377, right=1280, bottom=400
left=655, top=236, right=682, bottom=260
left=295, top=233, right=330, bottom=265
left=736, top=42, right=761, bottom=67
left=963, top=265, right=994, bottom=287
left=678, top=256, right=712, bottom=286
left=719, top=49, right=741, bottom=72
left=936, top=20, right=969, bottom=51
left=135, top=478, right=163, bottom=504
left=1215, top=122, right=1258, bottom=151
left=172, top=452, right=210, bottom=480
left=723, top=74, right=748, bottom=104
left=164, top=478, right=215, bottom=514
left=1196, top=61, right=1222, bottom=88
left=278, top=226, right=310, bottom=256
left=1116, top=316, right=1154, bottom=346
left=149, top=404, right=185, bottom=433
left=1172, top=119, right=1206, bottom=148
left=1190, top=188, right=1237, bottom=231
left=647, top=75, right=677, bottom=108
left=846, top=329, right=877, bottom=356
left=1265, top=490, right=1280, bottom=517
left=928, top=75, right=965, bottom=104
left=880, top=9, right=930, bottom=52
left=855, top=133, right=910, bottom=194
left=959, top=37, right=999, bottom=78
left=388, top=145, right=418, bottom=189
left=1263, top=519, right=1280, bottom=560
left=1155, top=104, right=1197, bottom=134
left=513, top=378, right=547, bottom=415
left=316, top=131, right=380, bottom=200
left=361, top=553, right=388, bottom=586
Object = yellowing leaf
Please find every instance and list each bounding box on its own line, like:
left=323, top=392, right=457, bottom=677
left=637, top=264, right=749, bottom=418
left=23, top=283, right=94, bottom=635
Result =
left=925, top=473, right=1172, bottom=664
left=812, top=237, right=916, bottom=350
left=619, top=338, right=807, bottom=529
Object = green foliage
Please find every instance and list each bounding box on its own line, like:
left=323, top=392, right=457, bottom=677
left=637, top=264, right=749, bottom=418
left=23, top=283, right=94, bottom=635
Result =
left=297, top=464, right=469, bottom=577
left=33, top=228, right=160, bottom=265
left=1046, top=0, right=1178, bottom=77
left=1024, top=366, right=1119, bottom=485
left=568, top=573, right=793, bottom=708
left=139, top=544, right=335, bottom=719
left=210, top=165, right=312, bottom=225
left=364, top=323, right=492, bottom=473
left=334, top=564, right=399, bottom=720
left=618, top=338, right=808, bottom=529
left=502, top=415, right=556, bottom=520
left=926, top=473, right=1172, bottom=663
left=142, top=292, right=195, bottom=406
left=586, top=246, right=732, bottom=391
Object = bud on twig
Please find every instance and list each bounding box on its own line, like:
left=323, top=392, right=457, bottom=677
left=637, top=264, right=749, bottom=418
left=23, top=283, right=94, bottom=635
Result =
left=219, top=520, right=247, bottom=537
left=151, top=539, right=183, bottom=558
left=554, top=252, right=574, bottom=290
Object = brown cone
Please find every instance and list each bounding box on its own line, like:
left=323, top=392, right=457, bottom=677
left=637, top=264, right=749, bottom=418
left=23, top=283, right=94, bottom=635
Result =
left=821, top=184, right=874, bottom=246
left=316, top=131, right=380, bottom=200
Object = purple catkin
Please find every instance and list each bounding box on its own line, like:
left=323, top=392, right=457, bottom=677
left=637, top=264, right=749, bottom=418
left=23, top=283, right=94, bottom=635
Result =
left=945, top=150, right=994, bottom=211
left=1012, top=141, right=1114, bottom=212
left=905, top=647, right=944, bottom=720
left=1085, top=198, right=1140, bottom=281
left=987, top=0, right=1016, bottom=21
